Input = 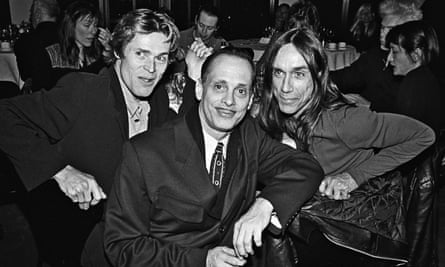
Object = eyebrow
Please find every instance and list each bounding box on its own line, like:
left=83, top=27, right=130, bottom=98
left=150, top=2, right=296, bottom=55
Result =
left=272, top=65, right=308, bottom=72
left=136, top=49, right=170, bottom=56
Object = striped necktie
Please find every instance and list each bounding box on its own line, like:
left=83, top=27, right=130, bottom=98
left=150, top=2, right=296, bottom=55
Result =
left=209, top=142, right=225, bottom=189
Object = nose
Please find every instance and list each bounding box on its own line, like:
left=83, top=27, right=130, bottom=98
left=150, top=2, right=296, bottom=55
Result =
left=279, top=75, right=293, bottom=93
left=90, top=25, right=98, bottom=34
left=143, top=56, right=155, bottom=73
left=222, top=91, right=235, bottom=106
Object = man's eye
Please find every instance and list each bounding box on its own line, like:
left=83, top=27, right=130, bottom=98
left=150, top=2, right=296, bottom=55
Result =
left=293, top=71, right=305, bottom=78
left=272, top=69, right=284, bottom=77
left=236, top=88, right=248, bottom=96
left=156, top=55, right=168, bottom=63
left=214, top=84, right=224, bottom=90
left=135, top=51, right=145, bottom=58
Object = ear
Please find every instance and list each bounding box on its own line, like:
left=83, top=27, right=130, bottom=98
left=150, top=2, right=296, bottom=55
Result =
left=195, top=78, right=203, bottom=101
left=411, top=48, right=423, bottom=63
left=247, top=94, right=254, bottom=110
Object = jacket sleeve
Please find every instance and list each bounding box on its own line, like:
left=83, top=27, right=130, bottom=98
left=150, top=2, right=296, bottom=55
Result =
left=0, top=73, right=87, bottom=190
left=104, top=142, right=208, bottom=267
left=336, top=106, right=436, bottom=185
left=255, top=123, right=324, bottom=230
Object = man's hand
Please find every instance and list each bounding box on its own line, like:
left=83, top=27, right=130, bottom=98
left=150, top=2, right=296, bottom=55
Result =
left=53, top=165, right=107, bottom=210
left=233, top=197, right=274, bottom=258
left=206, top=246, right=246, bottom=267
left=319, top=172, right=358, bottom=200
left=185, top=38, right=213, bottom=81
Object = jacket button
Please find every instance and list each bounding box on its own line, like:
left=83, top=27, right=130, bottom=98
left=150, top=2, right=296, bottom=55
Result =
left=219, top=226, right=225, bottom=233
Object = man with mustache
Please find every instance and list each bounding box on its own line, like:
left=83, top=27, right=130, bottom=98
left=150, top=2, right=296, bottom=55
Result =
left=104, top=47, right=323, bottom=266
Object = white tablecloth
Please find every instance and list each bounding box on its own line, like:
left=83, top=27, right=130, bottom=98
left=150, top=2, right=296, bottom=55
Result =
left=325, top=45, right=360, bottom=71
left=0, top=50, right=24, bottom=87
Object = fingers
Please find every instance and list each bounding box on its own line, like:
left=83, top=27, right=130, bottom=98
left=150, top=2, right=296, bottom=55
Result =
left=233, top=222, right=259, bottom=258
left=207, top=247, right=246, bottom=267
left=189, top=39, right=213, bottom=58
left=320, top=176, right=351, bottom=200
left=89, top=181, right=107, bottom=206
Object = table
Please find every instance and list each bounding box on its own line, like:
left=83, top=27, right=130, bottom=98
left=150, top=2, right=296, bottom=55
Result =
left=0, top=49, right=24, bottom=88
left=324, top=45, right=360, bottom=71
left=229, top=38, right=268, bottom=62
left=229, top=38, right=360, bottom=71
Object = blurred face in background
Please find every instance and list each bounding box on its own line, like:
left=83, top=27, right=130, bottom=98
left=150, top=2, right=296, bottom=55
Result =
left=195, top=11, right=218, bottom=41
left=75, top=15, right=98, bottom=48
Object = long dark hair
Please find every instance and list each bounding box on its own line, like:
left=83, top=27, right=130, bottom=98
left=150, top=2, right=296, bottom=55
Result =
left=386, top=20, right=439, bottom=69
left=59, top=1, right=102, bottom=65
left=258, top=27, right=354, bottom=150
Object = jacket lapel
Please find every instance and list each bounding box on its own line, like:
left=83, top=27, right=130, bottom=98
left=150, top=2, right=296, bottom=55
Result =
left=221, top=128, right=250, bottom=219
left=108, top=67, right=129, bottom=139
left=174, top=106, right=215, bottom=202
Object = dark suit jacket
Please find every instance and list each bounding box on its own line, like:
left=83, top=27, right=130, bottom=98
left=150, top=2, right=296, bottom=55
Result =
left=104, top=106, right=323, bottom=266
left=14, top=21, right=59, bottom=81
left=0, top=66, right=170, bottom=194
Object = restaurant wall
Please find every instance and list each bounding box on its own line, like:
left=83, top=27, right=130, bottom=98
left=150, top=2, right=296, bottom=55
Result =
left=9, top=0, right=33, bottom=25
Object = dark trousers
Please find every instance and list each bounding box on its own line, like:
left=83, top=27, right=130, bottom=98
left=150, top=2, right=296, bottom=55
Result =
left=294, top=230, right=396, bottom=267
left=20, top=180, right=103, bottom=267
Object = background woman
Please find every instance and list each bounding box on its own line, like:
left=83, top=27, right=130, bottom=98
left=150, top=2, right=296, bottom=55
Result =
left=387, top=20, right=441, bottom=132
left=349, top=2, right=379, bottom=52
left=31, top=0, right=112, bottom=91
left=258, top=27, right=435, bottom=266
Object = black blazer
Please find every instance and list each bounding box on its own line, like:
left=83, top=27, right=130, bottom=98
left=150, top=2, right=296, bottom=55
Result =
left=104, top=107, right=324, bottom=266
left=0, top=66, right=172, bottom=194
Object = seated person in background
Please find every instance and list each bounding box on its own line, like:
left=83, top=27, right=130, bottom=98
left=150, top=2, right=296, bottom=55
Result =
left=31, top=0, right=112, bottom=92
left=348, top=2, right=379, bottom=52
left=177, top=4, right=227, bottom=61
left=331, top=0, right=423, bottom=113
left=288, top=0, right=320, bottom=36
left=258, top=27, right=435, bottom=266
left=0, top=9, right=181, bottom=266
left=386, top=20, right=441, bottom=132
left=14, top=0, right=59, bottom=83
left=104, top=47, right=323, bottom=267
left=271, top=3, right=290, bottom=35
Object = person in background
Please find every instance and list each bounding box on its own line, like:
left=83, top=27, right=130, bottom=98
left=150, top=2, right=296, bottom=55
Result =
left=258, top=27, right=435, bottom=266
left=386, top=20, right=441, bottom=132
left=177, top=4, right=227, bottom=60
left=103, top=47, right=323, bottom=267
left=331, top=0, right=423, bottom=113
left=0, top=9, right=180, bottom=266
left=14, top=0, right=60, bottom=83
left=31, top=0, right=112, bottom=92
left=287, top=0, right=320, bottom=37
left=348, top=2, right=379, bottom=52
left=273, top=3, right=290, bottom=34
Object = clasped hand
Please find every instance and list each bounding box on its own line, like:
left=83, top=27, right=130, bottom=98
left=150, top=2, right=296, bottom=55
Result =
left=319, top=172, right=358, bottom=200
left=53, top=165, right=106, bottom=210
left=186, top=38, right=214, bottom=82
